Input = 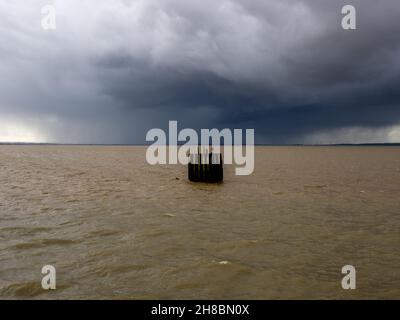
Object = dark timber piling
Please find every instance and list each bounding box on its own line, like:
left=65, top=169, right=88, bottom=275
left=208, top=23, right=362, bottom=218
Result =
left=188, top=146, right=223, bottom=183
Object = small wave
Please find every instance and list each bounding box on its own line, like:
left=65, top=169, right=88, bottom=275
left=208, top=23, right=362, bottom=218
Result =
left=87, top=264, right=148, bottom=277
left=13, top=238, right=78, bottom=249
left=163, top=213, right=176, bottom=218
left=1, top=226, right=52, bottom=236
left=64, top=171, right=87, bottom=178
left=87, top=229, right=120, bottom=237
left=211, top=260, right=231, bottom=265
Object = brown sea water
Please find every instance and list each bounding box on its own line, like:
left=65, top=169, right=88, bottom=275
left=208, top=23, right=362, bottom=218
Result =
left=0, top=145, right=399, bottom=299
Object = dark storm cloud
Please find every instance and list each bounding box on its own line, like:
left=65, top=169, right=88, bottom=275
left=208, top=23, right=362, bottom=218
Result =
left=1, top=0, right=400, bottom=143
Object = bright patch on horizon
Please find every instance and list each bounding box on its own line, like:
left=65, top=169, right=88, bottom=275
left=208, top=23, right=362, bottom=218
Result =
left=0, top=121, right=46, bottom=143
left=303, top=126, right=400, bottom=145
left=388, top=127, right=400, bottom=142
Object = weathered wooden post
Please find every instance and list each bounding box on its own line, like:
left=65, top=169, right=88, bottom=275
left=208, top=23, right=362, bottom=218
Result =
left=188, top=145, right=223, bottom=183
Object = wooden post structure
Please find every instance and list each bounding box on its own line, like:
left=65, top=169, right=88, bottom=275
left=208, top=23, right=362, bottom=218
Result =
left=188, top=145, right=223, bottom=183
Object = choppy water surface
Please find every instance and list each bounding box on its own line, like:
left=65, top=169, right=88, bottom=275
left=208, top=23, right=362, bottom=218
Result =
left=0, top=146, right=399, bottom=299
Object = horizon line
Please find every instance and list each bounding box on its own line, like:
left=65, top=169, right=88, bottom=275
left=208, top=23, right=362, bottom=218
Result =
left=1, top=142, right=400, bottom=147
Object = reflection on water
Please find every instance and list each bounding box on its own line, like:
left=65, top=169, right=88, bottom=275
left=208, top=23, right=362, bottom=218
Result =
left=0, top=146, right=399, bottom=299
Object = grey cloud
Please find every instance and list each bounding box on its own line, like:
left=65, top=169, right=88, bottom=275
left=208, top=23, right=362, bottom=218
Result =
left=0, top=0, right=400, bottom=143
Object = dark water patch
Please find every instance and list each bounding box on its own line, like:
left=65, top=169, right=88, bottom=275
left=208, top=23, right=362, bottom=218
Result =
left=304, top=184, right=328, bottom=189
left=0, top=281, right=43, bottom=298
left=0, top=282, right=69, bottom=298
left=87, top=229, right=121, bottom=238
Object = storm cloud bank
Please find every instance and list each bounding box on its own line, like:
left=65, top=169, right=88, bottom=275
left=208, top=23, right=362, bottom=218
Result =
left=1, top=0, right=400, bottom=143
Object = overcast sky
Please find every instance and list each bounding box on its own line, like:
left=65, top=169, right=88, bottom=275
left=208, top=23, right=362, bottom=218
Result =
left=1, top=0, right=400, bottom=144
